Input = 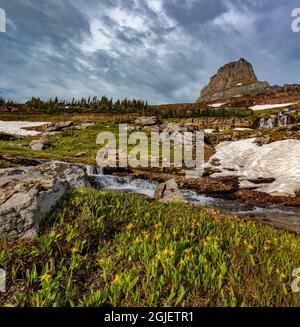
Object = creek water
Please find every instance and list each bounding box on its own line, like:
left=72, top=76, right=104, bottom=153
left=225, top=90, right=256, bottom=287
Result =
left=86, top=166, right=300, bottom=232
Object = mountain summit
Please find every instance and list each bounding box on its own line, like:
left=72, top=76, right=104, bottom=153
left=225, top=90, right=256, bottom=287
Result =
left=197, top=58, right=270, bottom=102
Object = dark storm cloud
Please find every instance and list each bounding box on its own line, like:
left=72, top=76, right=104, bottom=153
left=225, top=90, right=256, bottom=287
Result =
left=0, top=0, right=299, bottom=103
left=163, top=0, right=227, bottom=30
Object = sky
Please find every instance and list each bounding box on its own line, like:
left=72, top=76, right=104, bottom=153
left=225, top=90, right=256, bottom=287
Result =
left=0, top=0, right=299, bottom=104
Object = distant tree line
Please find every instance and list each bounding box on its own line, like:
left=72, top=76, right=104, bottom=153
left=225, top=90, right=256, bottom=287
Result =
left=0, top=96, right=253, bottom=118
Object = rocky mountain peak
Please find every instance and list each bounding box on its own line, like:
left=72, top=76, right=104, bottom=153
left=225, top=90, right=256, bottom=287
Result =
left=197, top=58, right=270, bottom=102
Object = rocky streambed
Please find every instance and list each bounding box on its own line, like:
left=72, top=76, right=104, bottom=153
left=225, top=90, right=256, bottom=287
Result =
left=1, top=133, right=300, bottom=238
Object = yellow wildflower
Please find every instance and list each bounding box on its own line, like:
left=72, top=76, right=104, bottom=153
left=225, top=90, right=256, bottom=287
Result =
left=162, top=249, right=175, bottom=256
left=184, top=248, right=192, bottom=255
left=98, top=258, right=105, bottom=265
left=40, top=273, right=51, bottom=282
left=112, top=274, right=121, bottom=284
left=276, top=269, right=286, bottom=279
left=247, top=244, right=254, bottom=250
left=126, top=223, right=135, bottom=231
left=154, top=223, right=162, bottom=230
left=154, top=233, right=161, bottom=241
left=179, top=259, right=185, bottom=266
left=141, top=230, right=148, bottom=236
left=134, top=238, right=141, bottom=245
left=71, top=247, right=80, bottom=254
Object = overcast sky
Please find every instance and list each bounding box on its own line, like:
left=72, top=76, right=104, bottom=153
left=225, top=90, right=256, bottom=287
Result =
left=0, top=0, right=299, bottom=104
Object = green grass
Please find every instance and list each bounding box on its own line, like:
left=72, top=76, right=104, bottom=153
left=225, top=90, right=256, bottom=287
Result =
left=0, top=188, right=299, bottom=307
left=0, top=119, right=127, bottom=166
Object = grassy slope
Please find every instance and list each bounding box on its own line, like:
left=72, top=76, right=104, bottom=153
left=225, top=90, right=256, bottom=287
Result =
left=0, top=117, right=127, bottom=167
left=0, top=188, right=299, bottom=307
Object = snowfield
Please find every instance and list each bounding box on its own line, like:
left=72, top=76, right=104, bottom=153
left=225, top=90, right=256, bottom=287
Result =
left=0, top=121, right=49, bottom=137
left=205, top=138, right=300, bottom=197
left=249, top=103, right=298, bottom=111
left=208, top=103, right=226, bottom=108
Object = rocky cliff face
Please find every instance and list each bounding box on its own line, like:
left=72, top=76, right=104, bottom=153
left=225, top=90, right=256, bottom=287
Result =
left=197, top=58, right=271, bottom=102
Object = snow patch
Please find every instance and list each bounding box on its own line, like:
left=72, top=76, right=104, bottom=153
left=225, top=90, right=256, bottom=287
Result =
left=0, top=121, right=49, bottom=137
left=205, top=138, right=300, bottom=197
left=233, top=128, right=253, bottom=131
left=249, top=103, right=297, bottom=111
left=208, top=103, right=226, bottom=108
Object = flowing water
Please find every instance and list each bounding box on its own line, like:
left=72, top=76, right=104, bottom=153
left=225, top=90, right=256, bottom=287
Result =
left=86, top=168, right=300, bottom=232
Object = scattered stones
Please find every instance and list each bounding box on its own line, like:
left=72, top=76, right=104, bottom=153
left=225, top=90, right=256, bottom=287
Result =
left=0, top=162, right=91, bottom=239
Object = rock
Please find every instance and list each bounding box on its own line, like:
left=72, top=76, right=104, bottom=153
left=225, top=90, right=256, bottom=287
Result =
left=162, top=122, right=183, bottom=133
left=184, top=123, right=199, bottom=132
left=0, top=133, right=20, bottom=141
left=154, top=178, right=184, bottom=202
left=42, top=131, right=59, bottom=136
left=0, top=162, right=90, bottom=239
left=197, top=58, right=271, bottom=102
left=45, top=121, right=73, bottom=132
left=135, top=116, right=159, bottom=126
left=144, top=125, right=161, bottom=133
left=30, top=137, right=53, bottom=151
left=80, top=122, right=96, bottom=129
left=177, top=176, right=239, bottom=194
left=72, top=122, right=96, bottom=130
left=188, top=117, right=254, bottom=130
left=75, top=152, right=87, bottom=157
left=255, top=135, right=272, bottom=146
left=0, top=155, right=48, bottom=166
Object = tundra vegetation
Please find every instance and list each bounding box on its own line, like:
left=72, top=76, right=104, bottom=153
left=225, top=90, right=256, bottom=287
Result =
left=0, top=189, right=299, bottom=307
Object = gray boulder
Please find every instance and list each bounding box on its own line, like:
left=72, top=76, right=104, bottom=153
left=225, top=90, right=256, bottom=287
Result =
left=0, top=162, right=90, bottom=239
left=154, top=178, right=185, bottom=203
left=45, top=121, right=74, bottom=132
left=30, top=137, right=53, bottom=151
left=135, top=116, right=159, bottom=126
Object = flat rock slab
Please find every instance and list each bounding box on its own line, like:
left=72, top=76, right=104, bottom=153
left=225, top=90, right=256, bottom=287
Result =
left=0, top=162, right=90, bottom=239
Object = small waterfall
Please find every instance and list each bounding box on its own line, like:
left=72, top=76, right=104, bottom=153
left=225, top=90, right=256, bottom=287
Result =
left=86, top=165, right=104, bottom=176
left=85, top=166, right=159, bottom=197
left=95, top=175, right=158, bottom=197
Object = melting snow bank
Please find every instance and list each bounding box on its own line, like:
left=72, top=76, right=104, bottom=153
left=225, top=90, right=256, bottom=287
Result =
left=249, top=103, right=297, bottom=111
left=0, top=121, right=49, bottom=137
left=205, top=138, right=300, bottom=197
